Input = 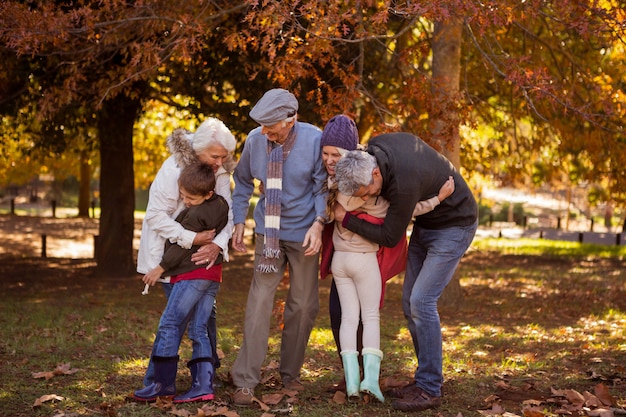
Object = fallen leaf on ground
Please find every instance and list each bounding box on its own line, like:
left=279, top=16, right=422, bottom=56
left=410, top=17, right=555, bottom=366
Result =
left=197, top=405, right=239, bottom=417
left=32, top=363, right=80, bottom=380
left=269, top=404, right=293, bottom=413
left=496, top=380, right=517, bottom=391
left=332, top=390, right=346, bottom=404
left=252, top=396, right=270, bottom=412
left=522, top=405, right=545, bottom=417
left=584, top=391, right=603, bottom=408
left=262, top=392, right=285, bottom=405
left=169, top=408, right=193, bottom=417
left=263, top=360, right=280, bottom=371
left=33, top=394, right=64, bottom=407
left=586, top=408, right=614, bottom=417
left=53, top=363, right=80, bottom=376
left=594, top=383, right=617, bottom=406
left=32, top=371, right=55, bottom=380
left=51, top=411, right=80, bottom=417
left=562, top=389, right=585, bottom=409
left=279, top=387, right=299, bottom=397
left=479, top=402, right=506, bottom=416
left=484, top=394, right=501, bottom=403
left=154, top=396, right=173, bottom=410
left=381, top=376, right=411, bottom=390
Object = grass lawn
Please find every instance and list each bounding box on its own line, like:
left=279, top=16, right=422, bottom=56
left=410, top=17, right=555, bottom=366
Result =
left=0, top=235, right=624, bottom=417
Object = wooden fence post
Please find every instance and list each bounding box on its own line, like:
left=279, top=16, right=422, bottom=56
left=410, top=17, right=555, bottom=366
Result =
left=93, top=235, right=99, bottom=260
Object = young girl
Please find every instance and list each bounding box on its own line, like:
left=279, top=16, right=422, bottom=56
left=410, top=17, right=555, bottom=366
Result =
left=134, top=162, right=229, bottom=403
left=320, top=116, right=455, bottom=403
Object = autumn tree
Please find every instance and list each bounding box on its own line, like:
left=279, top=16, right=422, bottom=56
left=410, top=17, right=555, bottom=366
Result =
left=0, top=64, right=95, bottom=215
left=1, top=0, right=624, bottom=278
left=227, top=0, right=624, bottom=303
left=0, top=1, right=249, bottom=276
left=229, top=0, right=624, bottom=175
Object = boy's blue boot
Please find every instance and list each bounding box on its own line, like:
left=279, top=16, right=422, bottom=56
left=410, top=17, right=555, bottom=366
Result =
left=173, top=358, right=215, bottom=403
left=360, top=348, right=384, bottom=402
left=133, top=356, right=178, bottom=402
left=340, top=350, right=361, bottom=400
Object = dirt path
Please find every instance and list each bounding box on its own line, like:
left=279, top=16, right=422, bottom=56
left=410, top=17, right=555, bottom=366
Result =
left=0, top=214, right=142, bottom=259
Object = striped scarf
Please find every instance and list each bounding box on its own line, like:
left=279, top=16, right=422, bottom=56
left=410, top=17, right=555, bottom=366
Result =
left=257, top=127, right=297, bottom=273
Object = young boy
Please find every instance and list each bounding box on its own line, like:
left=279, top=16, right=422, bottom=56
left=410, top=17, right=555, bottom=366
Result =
left=134, top=162, right=229, bottom=403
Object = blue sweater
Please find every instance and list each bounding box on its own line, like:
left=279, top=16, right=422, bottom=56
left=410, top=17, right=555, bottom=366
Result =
left=233, top=122, right=327, bottom=242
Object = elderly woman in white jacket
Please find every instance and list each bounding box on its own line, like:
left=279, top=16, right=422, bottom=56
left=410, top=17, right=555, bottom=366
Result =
left=136, top=117, right=237, bottom=394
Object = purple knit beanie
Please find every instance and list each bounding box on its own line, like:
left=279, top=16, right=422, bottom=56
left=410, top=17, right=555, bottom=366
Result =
left=320, top=115, right=359, bottom=151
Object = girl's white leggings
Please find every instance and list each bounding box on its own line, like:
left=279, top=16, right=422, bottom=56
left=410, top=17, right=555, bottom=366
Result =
left=332, top=251, right=382, bottom=352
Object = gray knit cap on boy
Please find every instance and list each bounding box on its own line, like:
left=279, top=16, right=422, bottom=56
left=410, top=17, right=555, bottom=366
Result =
left=320, top=115, right=359, bottom=153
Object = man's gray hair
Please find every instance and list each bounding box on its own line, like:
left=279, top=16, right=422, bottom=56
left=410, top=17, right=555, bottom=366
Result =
left=335, top=150, right=378, bottom=195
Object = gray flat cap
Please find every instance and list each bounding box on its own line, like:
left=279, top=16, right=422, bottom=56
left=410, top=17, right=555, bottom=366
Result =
left=249, top=88, right=299, bottom=126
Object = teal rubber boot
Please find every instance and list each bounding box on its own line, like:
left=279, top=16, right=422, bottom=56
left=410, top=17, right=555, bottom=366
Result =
left=340, top=350, right=360, bottom=399
left=360, top=348, right=384, bottom=402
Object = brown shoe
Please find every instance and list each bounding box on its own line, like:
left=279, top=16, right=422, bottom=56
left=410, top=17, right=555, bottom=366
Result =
left=392, top=387, right=441, bottom=412
left=386, top=382, right=421, bottom=398
left=327, top=376, right=346, bottom=393
left=283, top=379, right=305, bottom=392
left=232, top=387, right=254, bottom=406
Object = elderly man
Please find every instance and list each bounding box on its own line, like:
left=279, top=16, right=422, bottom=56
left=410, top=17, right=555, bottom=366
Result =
left=334, top=133, right=478, bottom=412
left=230, top=88, right=327, bottom=406
left=137, top=117, right=237, bottom=395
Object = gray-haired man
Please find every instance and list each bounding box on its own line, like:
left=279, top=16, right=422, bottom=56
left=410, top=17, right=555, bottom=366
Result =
left=334, top=133, right=478, bottom=412
left=230, top=89, right=327, bottom=405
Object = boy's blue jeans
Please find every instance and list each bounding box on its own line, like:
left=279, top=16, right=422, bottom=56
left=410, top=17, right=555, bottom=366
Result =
left=143, top=280, right=220, bottom=383
left=402, top=221, right=477, bottom=397
left=160, top=282, right=219, bottom=360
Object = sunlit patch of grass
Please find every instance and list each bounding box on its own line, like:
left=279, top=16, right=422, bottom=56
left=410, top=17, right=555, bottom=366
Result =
left=440, top=298, right=626, bottom=390
left=602, top=308, right=626, bottom=321
left=116, top=358, right=147, bottom=376
left=216, top=327, right=239, bottom=358
left=309, top=327, right=334, bottom=348
left=472, top=237, right=626, bottom=258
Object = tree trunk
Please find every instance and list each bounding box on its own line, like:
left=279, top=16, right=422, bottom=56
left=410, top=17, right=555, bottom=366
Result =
left=430, top=18, right=462, bottom=164
left=77, top=149, right=91, bottom=218
left=430, top=17, right=465, bottom=310
left=95, top=93, right=140, bottom=277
